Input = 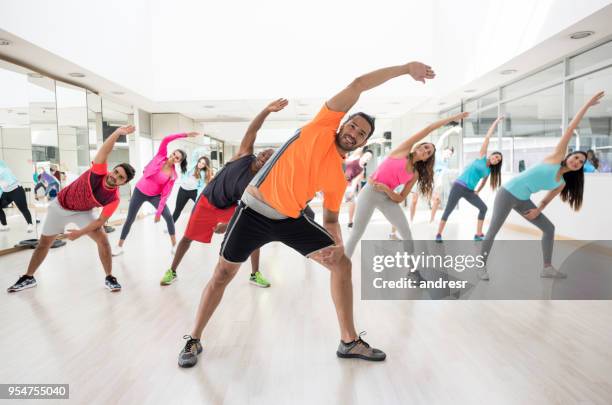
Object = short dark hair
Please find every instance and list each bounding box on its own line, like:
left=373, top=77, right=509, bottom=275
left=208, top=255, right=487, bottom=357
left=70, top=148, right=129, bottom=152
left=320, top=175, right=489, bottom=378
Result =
left=116, top=163, right=136, bottom=183
left=346, top=112, right=375, bottom=138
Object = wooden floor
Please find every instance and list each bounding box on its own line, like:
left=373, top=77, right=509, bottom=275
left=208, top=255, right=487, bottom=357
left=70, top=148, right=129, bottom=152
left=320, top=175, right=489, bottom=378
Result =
left=1, top=207, right=612, bottom=404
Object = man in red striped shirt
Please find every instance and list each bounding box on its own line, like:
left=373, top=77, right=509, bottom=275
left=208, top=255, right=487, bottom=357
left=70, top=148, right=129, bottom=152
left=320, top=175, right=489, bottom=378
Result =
left=7, top=125, right=137, bottom=293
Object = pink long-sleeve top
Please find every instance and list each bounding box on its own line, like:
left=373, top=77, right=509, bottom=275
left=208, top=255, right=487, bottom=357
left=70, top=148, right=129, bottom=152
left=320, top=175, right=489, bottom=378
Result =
left=135, top=133, right=186, bottom=217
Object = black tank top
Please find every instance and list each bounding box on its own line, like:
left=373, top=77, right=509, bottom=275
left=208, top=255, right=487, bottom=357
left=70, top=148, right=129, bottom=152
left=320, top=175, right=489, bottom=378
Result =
left=203, top=154, right=255, bottom=209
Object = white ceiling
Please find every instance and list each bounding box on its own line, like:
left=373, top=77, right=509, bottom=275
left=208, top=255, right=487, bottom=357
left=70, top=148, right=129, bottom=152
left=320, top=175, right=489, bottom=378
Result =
left=1, top=0, right=612, bottom=143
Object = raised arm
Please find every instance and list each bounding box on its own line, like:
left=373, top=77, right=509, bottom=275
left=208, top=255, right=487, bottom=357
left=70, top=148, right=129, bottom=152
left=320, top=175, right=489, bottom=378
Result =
left=156, top=132, right=199, bottom=158
left=327, top=62, right=435, bottom=113
left=545, top=91, right=604, bottom=163
left=234, top=98, right=288, bottom=160
left=479, top=116, right=504, bottom=157
left=93, top=125, right=135, bottom=164
left=390, top=112, right=469, bottom=158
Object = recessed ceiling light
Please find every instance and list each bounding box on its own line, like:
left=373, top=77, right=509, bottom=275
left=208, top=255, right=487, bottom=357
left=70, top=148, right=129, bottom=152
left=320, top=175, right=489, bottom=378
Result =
left=0, top=38, right=11, bottom=46
left=464, top=89, right=477, bottom=93
left=111, top=91, right=125, bottom=95
left=203, top=105, right=215, bottom=109
left=68, top=72, right=86, bottom=78
left=570, top=31, right=594, bottom=40
left=500, top=69, right=518, bottom=75
left=27, top=72, right=43, bottom=79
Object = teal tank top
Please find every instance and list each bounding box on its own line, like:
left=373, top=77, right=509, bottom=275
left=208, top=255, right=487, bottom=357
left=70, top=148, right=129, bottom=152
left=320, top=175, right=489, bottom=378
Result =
left=504, top=163, right=565, bottom=200
left=457, top=156, right=490, bottom=190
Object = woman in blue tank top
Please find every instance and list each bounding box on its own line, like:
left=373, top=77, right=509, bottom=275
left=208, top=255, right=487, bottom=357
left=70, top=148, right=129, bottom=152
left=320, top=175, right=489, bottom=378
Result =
left=435, top=115, right=504, bottom=242
left=479, top=91, right=604, bottom=281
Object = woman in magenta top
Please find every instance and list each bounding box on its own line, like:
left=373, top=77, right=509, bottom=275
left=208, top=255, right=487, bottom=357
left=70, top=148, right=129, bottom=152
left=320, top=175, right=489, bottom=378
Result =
left=114, top=131, right=200, bottom=256
left=344, top=112, right=468, bottom=258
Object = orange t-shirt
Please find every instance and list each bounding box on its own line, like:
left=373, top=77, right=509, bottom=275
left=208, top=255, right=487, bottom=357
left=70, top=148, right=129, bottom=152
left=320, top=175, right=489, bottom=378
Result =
left=257, top=104, right=348, bottom=218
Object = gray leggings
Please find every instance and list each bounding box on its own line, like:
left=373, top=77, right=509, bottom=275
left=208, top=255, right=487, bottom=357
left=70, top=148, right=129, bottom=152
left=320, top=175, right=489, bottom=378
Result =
left=120, top=187, right=175, bottom=240
left=345, top=183, right=413, bottom=258
left=441, top=182, right=487, bottom=221
left=481, top=187, right=555, bottom=264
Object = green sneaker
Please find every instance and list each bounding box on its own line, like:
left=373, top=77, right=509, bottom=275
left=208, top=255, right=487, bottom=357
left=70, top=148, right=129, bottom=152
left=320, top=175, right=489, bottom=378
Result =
left=160, top=269, right=177, bottom=286
left=249, top=271, right=270, bottom=288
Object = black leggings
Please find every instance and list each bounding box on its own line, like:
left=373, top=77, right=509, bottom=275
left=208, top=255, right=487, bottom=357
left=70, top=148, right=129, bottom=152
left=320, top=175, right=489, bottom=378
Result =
left=441, top=182, right=488, bottom=221
left=0, top=186, right=33, bottom=226
left=120, top=187, right=175, bottom=239
left=172, top=188, right=198, bottom=222
left=34, top=182, right=46, bottom=195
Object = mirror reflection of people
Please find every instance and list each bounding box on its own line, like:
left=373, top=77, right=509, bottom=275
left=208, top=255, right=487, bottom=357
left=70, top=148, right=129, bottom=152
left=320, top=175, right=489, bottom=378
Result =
left=0, top=160, right=34, bottom=233
left=583, top=149, right=599, bottom=173
left=7, top=125, right=137, bottom=293
left=344, top=147, right=373, bottom=228
left=33, top=167, right=47, bottom=200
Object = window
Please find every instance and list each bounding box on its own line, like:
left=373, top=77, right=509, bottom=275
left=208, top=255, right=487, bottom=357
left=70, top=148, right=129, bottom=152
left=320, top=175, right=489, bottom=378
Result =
left=568, top=66, right=612, bottom=172
left=569, top=40, right=612, bottom=74
left=502, top=63, right=564, bottom=101
left=502, top=84, right=563, bottom=172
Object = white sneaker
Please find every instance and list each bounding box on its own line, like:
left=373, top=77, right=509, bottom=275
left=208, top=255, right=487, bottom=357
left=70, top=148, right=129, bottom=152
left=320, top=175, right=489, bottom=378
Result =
left=0, top=225, right=9, bottom=232
left=477, top=266, right=490, bottom=281
left=389, top=232, right=399, bottom=240
left=112, top=246, right=124, bottom=257
left=541, top=265, right=567, bottom=279
left=27, top=224, right=33, bottom=233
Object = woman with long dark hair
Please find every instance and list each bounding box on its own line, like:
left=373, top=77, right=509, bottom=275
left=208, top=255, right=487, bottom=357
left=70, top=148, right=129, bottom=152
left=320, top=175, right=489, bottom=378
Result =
left=344, top=112, right=468, bottom=258
left=480, top=91, right=604, bottom=280
left=435, top=115, right=504, bottom=242
left=172, top=154, right=212, bottom=222
left=113, top=131, right=200, bottom=256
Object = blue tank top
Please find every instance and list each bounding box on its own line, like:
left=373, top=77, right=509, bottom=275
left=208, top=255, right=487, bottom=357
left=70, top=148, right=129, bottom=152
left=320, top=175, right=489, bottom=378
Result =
left=457, top=156, right=490, bottom=190
left=504, top=163, right=565, bottom=200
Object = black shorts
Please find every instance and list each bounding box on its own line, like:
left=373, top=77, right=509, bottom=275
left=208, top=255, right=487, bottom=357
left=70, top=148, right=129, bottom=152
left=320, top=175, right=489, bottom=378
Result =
left=220, top=203, right=333, bottom=263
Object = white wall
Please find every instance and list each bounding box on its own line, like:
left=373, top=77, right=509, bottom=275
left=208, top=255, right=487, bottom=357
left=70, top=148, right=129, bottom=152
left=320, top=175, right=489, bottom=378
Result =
left=0, top=127, right=33, bottom=187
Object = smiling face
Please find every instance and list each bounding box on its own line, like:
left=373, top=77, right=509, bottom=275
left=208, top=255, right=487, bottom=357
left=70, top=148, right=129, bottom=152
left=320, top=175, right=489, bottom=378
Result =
left=197, top=157, right=208, bottom=170
left=106, top=165, right=128, bottom=187
left=488, top=153, right=502, bottom=166
left=251, top=148, right=274, bottom=172
left=336, top=116, right=371, bottom=152
left=169, top=149, right=185, bottom=165
left=565, top=152, right=587, bottom=171
left=412, top=142, right=435, bottom=162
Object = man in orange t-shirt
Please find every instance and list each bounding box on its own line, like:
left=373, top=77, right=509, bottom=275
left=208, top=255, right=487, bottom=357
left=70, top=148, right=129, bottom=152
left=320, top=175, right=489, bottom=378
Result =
left=178, top=61, right=436, bottom=368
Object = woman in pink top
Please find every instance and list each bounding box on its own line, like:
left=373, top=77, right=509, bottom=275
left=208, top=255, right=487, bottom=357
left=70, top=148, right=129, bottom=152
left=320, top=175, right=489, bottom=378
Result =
left=344, top=112, right=468, bottom=258
left=114, top=131, right=200, bottom=256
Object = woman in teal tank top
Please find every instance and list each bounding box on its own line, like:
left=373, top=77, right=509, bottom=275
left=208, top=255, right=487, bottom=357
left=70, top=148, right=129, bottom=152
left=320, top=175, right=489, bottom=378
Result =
left=435, top=115, right=504, bottom=242
left=480, top=91, right=604, bottom=281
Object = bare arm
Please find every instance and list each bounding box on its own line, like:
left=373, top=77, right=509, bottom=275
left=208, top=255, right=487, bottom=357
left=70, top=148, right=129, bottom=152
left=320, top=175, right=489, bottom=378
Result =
left=327, top=62, right=435, bottom=113
left=93, top=125, right=134, bottom=164
left=479, top=116, right=504, bottom=157
left=545, top=91, right=604, bottom=163
left=523, top=185, right=564, bottom=220
left=372, top=175, right=418, bottom=203
left=475, top=175, right=489, bottom=194
left=65, top=214, right=109, bottom=240
left=390, top=112, right=469, bottom=158
left=323, top=208, right=343, bottom=246
left=234, top=98, right=288, bottom=160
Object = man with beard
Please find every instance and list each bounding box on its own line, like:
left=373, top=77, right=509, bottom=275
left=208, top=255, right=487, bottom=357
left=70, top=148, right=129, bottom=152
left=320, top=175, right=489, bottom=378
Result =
left=7, top=126, right=136, bottom=293
left=178, top=61, right=435, bottom=367
left=160, top=98, right=289, bottom=288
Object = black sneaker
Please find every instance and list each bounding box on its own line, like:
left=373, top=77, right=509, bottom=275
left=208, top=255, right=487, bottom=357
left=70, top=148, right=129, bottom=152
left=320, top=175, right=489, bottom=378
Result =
left=104, top=225, right=115, bottom=233
left=336, top=332, right=386, bottom=361
left=105, top=275, right=122, bottom=292
left=7, top=275, right=37, bottom=293
left=348, top=222, right=353, bottom=228
left=178, top=335, right=203, bottom=368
